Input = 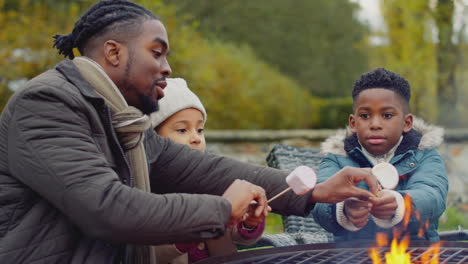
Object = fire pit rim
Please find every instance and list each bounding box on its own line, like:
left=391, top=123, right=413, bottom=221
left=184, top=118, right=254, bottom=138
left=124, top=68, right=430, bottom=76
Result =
left=196, top=241, right=468, bottom=264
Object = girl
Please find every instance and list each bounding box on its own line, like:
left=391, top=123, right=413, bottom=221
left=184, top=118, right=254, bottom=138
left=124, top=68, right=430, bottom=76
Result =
left=151, top=78, right=266, bottom=263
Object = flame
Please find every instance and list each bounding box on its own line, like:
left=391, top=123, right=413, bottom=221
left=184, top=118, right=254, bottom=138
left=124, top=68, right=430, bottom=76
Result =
left=402, top=195, right=428, bottom=238
left=369, top=194, right=441, bottom=264
left=370, top=235, right=441, bottom=264
left=370, top=233, right=410, bottom=264
left=418, top=220, right=430, bottom=238
left=369, top=248, right=383, bottom=264
left=420, top=242, right=441, bottom=264
left=402, top=194, right=413, bottom=230
left=376, top=233, right=388, bottom=247
left=380, top=235, right=412, bottom=264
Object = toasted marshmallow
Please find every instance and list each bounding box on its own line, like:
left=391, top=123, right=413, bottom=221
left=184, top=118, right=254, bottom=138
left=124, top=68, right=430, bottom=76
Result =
left=372, top=162, right=399, bottom=190
left=286, top=166, right=317, bottom=195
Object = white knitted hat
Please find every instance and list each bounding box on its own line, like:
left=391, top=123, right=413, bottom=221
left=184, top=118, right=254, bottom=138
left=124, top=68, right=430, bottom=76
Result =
left=150, top=78, right=207, bottom=128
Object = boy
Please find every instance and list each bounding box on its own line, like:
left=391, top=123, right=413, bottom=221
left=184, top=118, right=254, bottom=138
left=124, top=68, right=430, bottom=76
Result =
left=312, top=68, right=448, bottom=242
left=151, top=78, right=265, bottom=263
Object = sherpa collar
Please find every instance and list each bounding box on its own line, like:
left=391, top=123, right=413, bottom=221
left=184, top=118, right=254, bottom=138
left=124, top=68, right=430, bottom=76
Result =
left=321, top=117, right=444, bottom=157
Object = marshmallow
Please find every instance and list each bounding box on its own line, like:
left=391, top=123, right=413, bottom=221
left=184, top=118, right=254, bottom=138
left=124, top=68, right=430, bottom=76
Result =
left=372, top=162, right=399, bottom=190
left=286, top=166, right=317, bottom=195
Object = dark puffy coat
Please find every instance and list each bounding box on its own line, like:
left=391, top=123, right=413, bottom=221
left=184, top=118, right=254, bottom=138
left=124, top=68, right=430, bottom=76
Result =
left=0, top=60, right=312, bottom=263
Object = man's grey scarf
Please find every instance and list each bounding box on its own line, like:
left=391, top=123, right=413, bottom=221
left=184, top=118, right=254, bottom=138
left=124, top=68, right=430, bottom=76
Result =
left=73, top=56, right=155, bottom=263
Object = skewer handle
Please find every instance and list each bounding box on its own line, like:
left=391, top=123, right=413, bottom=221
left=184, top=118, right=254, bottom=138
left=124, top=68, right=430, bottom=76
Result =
left=267, top=186, right=292, bottom=203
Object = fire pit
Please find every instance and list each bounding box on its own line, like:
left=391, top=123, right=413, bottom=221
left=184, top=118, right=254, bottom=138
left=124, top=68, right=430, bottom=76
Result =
left=196, top=241, right=468, bottom=264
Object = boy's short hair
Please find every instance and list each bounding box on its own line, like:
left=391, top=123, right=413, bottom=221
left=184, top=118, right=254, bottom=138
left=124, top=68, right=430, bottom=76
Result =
left=352, top=68, right=411, bottom=112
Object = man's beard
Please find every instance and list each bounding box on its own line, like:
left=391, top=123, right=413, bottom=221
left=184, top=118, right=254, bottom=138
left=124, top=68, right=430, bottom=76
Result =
left=122, top=56, right=159, bottom=115
left=138, top=92, right=159, bottom=114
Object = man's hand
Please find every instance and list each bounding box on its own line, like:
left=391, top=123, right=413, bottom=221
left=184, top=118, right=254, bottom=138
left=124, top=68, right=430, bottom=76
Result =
left=310, top=167, right=380, bottom=204
left=344, top=198, right=372, bottom=228
left=222, top=179, right=268, bottom=225
left=370, top=190, right=398, bottom=220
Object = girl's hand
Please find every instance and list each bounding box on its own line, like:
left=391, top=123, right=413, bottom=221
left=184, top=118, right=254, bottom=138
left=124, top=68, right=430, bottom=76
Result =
left=242, top=204, right=271, bottom=228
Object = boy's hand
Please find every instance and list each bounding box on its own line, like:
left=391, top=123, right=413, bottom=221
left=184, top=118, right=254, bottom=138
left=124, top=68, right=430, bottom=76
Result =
left=222, top=180, right=268, bottom=225
left=370, top=190, right=398, bottom=219
left=344, top=198, right=372, bottom=228
left=310, top=167, right=379, bottom=204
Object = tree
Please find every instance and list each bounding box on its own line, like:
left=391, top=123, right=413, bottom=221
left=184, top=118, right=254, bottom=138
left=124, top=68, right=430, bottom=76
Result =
left=379, top=0, right=438, bottom=122
left=379, top=0, right=468, bottom=126
left=165, top=0, right=370, bottom=98
left=0, top=0, right=86, bottom=111
left=0, top=0, right=324, bottom=129
left=434, top=0, right=460, bottom=126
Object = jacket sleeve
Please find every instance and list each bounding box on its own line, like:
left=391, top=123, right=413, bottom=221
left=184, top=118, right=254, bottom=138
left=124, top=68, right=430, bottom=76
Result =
left=311, top=155, right=347, bottom=234
left=146, top=133, right=314, bottom=217
left=397, top=149, right=448, bottom=227
left=230, top=221, right=265, bottom=245
left=7, top=86, right=231, bottom=245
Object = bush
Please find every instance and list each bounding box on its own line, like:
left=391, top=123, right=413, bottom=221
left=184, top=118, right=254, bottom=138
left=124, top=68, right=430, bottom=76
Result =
left=1, top=0, right=347, bottom=129
left=311, top=97, right=353, bottom=129
left=438, top=206, right=468, bottom=232
left=161, top=11, right=318, bottom=129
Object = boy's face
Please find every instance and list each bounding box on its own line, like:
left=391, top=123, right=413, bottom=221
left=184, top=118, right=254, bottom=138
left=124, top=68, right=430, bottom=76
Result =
left=349, top=88, right=413, bottom=156
left=157, top=108, right=206, bottom=151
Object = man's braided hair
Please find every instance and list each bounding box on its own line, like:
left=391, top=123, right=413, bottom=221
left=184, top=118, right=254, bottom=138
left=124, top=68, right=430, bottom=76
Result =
left=53, top=0, right=158, bottom=59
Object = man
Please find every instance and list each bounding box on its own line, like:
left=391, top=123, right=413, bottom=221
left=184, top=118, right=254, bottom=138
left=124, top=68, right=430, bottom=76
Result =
left=0, top=1, right=379, bottom=263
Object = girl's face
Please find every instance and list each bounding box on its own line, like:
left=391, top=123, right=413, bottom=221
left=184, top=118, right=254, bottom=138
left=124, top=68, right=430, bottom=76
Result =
left=157, top=108, right=206, bottom=151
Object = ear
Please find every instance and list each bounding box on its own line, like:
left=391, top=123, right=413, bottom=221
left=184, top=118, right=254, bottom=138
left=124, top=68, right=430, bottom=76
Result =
left=403, top=113, right=413, bottom=133
left=349, top=114, right=357, bottom=133
left=103, top=40, right=124, bottom=67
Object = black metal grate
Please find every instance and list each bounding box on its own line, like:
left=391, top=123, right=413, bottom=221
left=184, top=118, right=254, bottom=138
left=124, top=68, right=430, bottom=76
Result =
left=233, top=247, right=468, bottom=264
left=196, top=242, right=468, bottom=264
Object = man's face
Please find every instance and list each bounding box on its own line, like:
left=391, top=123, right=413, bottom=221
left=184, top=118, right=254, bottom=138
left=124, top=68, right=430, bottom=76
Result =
left=120, top=19, right=171, bottom=114
left=349, top=88, right=413, bottom=156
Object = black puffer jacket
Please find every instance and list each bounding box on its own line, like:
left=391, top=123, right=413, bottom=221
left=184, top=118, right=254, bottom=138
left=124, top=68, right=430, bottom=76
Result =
left=0, top=60, right=312, bottom=263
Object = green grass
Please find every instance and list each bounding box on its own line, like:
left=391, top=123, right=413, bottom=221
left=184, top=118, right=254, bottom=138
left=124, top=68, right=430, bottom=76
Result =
left=438, top=206, right=467, bottom=232
left=238, top=246, right=274, bottom=252
left=264, top=213, right=283, bottom=234
left=264, top=206, right=467, bottom=235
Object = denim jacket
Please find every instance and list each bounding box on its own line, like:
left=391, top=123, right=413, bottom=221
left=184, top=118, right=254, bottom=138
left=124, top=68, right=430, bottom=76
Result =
left=312, top=118, right=448, bottom=242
